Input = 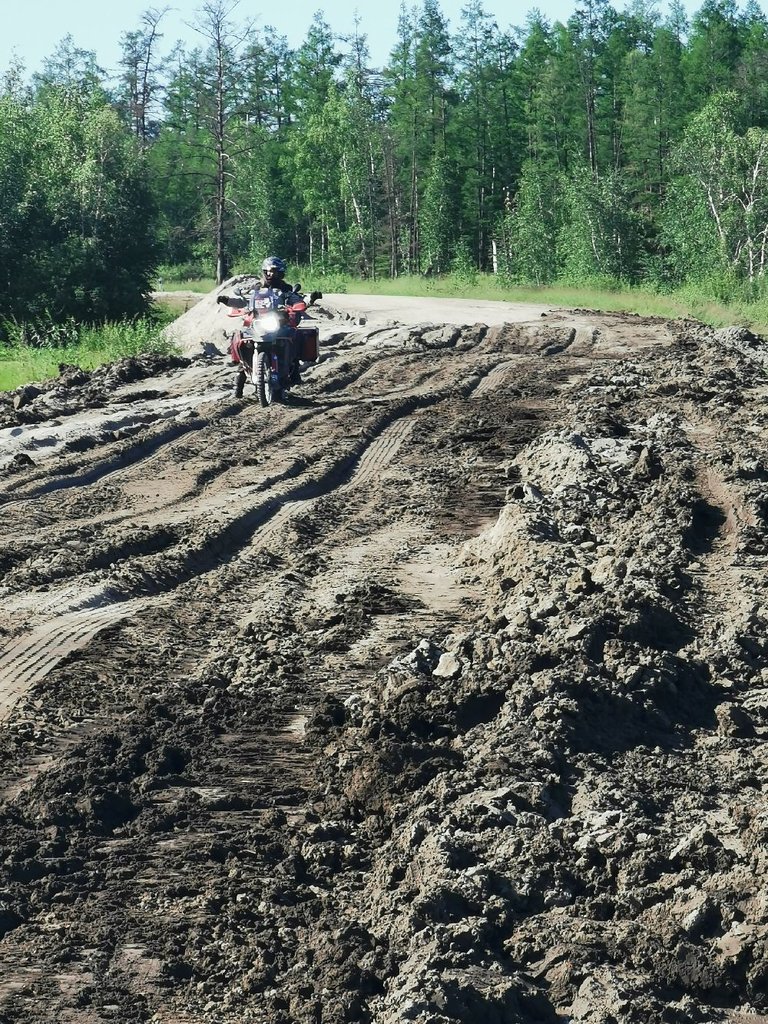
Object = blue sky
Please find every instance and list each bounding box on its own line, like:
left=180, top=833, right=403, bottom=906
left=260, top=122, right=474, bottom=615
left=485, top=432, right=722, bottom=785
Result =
left=1, top=0, right=704, bottom=80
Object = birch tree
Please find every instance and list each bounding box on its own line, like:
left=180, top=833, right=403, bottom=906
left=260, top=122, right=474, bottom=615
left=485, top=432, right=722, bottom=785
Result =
left=665, top=92, right=768, bottom=284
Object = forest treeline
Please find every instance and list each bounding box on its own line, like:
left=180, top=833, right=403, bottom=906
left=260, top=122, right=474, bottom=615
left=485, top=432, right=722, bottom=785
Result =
left=2, top=0, right=768, bottom=323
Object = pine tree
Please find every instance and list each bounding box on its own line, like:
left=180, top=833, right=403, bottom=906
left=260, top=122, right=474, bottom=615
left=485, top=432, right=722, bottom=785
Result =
left=289, top=13, right=342, bottom=118
left=568, top=0, right=612, bottom=174
left=452, top=0, right=521, bottom=269
left=420, top=152, right=458, bottom=274
left=383, top=0, right=455, bottom=273
left=149, top=47, right=209, bottom=269
left=517, top=12, right=557, bottom=165
left=241, top=28, right=291, bottom=131
left=32, top=35, right=105, bottom=95
left=382, top=4, right=419, bottom=274
left=683, top=0, right=742, bottom=103
left=736, top=1, right=768, bottom=127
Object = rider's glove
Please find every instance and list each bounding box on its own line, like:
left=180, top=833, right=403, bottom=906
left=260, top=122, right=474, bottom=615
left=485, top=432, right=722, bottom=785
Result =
left=216, top=294, right=229, bottom=305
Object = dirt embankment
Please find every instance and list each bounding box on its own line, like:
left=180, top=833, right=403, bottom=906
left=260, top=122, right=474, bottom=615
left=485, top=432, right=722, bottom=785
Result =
left=0, top=292, right=767, bottom=1023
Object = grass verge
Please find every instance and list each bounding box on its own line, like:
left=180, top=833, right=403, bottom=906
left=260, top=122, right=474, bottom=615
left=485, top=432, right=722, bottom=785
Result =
left=153, top=277, right=215, bottom=294
left=0, top=316, right=179, bottom=392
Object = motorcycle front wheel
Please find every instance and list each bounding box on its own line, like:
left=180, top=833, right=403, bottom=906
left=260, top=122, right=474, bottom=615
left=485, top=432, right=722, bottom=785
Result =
left=256, top=351, right=279, bottom=407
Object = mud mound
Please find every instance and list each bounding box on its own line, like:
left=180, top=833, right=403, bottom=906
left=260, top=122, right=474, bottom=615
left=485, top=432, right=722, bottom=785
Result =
left=0, top=352, right=190, bottom=429
left=0, top=304, right=766, bottom=1022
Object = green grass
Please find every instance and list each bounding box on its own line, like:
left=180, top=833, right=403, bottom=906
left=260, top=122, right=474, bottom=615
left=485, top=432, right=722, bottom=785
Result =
left=153, top=277, right=215, bottom=293
left=0, top=358, right=30, bottom=392
left=0, top=317, right=179, bottom=392
left=153, top=261, right=216, bottom=291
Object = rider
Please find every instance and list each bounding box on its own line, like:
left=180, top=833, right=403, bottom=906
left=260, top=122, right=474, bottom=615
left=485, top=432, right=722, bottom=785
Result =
left=255, top=258, right=313, bottom=385
left=260, top=255, right=323, bottom=306
left=216, top=256, right=322, bottom=305
left=216, top=256, right=322, bottom=388
left=259, top=255, right=292, bottom=296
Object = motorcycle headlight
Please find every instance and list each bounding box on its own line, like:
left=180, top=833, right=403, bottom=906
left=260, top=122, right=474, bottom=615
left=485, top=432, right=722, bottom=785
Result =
left=257, top=312, right=281, bottom=334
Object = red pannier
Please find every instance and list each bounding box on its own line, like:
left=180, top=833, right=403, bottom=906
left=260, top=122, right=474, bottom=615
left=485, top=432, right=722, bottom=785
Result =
left=297, top=326, right=319, bottom=362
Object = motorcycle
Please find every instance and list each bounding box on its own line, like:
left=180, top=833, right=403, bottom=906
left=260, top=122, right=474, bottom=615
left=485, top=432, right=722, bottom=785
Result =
left=224, top=284, right=319, bottom=406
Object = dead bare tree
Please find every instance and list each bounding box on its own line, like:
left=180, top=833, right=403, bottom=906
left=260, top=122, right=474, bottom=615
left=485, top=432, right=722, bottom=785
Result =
left=118, top=6, right=170, bottom=146
left=190, top=0, right=254, bottom=284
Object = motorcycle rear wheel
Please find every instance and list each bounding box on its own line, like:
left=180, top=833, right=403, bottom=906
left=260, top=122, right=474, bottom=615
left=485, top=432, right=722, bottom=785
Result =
left=256, top=351, right=278, bottom=407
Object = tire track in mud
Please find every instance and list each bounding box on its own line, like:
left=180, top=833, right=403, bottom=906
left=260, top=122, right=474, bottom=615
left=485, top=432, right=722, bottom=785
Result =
left=311, top=322, right=482, bottom=398
left=0, top=370, right=315, bottom=512
left=0, top=392, right=435, bottom=716
left=99, top=385, right=512, bottom=905
left=0, top=717, right=101, bottom=802
left=0, top=599, right=147, bottom=719
left=253, top=415, right=418, bottom=552
left=108, top=370, right=548, bottom=1005
left=349, top=417, right=415, bottom=487
left=4, top=345, right=548, bottom=628
left=0, top=410, right=218, bottom=507
left=98, top=386, right=457, bottom=589
left=678, top=424, right=765, bottom=658
left=0, top=347, right=567, bottom=742
left=241, top=360, right=525, bottom=558
left=0, top=608, right=209, bottom=807
left=0, top=340, right=481, bottom=533
left=230, top=374, right=552, bottom=815
left=305, top=347, right=396, bottom=397
left=470, top=359, right=520, bottom=397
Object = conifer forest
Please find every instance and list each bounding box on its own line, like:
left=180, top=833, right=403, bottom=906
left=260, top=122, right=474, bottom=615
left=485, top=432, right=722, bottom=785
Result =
left=2, top=0, right=768, bottom=322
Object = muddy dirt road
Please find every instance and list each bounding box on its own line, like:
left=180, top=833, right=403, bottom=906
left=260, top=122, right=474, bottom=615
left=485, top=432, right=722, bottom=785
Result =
left=1, top=292, right=768, bottom=1023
